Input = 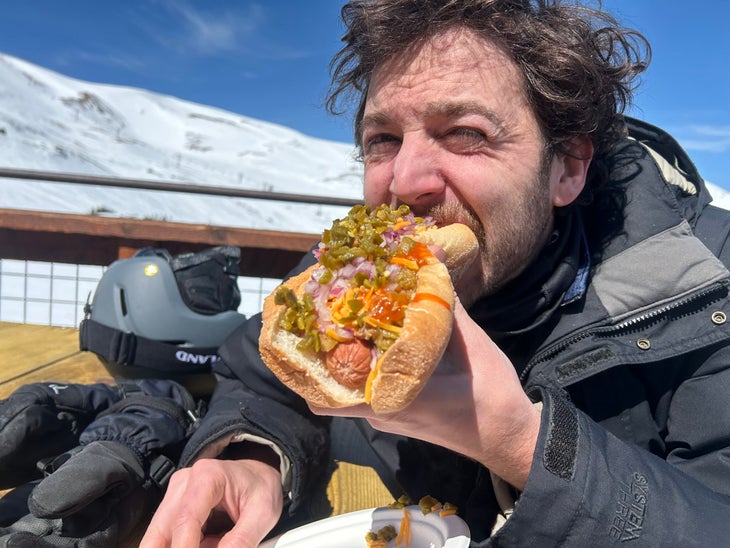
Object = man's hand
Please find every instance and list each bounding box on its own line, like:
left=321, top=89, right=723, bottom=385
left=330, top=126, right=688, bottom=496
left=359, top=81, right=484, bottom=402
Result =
left=310, top=298, right=541, bottom=491
left=139, top=458, right=283, bottom=548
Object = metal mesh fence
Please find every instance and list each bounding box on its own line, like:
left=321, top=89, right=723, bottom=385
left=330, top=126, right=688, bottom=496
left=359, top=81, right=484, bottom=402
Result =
left=0, top=258, right=279, bottom=327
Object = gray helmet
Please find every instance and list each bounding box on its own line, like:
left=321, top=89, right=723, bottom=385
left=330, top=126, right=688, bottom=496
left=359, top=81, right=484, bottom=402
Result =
left=80, top=247, right=247, bottom=392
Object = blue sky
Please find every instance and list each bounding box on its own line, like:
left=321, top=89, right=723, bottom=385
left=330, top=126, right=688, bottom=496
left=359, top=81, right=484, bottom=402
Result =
left=0, top=1, right=727, bottom=189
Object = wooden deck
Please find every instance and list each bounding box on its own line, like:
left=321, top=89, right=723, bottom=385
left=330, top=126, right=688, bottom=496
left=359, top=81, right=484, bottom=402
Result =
left=0, top=322, right=115, bottom=396
left=0, top=321, right=392, bottom=544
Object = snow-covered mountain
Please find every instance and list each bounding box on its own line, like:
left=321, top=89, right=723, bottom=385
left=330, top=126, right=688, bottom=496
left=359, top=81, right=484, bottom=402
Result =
left=0, top=53, right=363, bottom=234
left=0, top=50, right=728, bottom=234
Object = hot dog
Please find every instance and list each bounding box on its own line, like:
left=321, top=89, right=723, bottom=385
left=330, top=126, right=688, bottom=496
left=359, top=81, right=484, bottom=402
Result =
left=259, top=204, right=478, bottom=413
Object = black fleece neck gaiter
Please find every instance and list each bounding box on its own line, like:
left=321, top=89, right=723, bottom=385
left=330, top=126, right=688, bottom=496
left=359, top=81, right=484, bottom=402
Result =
left=468, top=209, right=586, bottom=371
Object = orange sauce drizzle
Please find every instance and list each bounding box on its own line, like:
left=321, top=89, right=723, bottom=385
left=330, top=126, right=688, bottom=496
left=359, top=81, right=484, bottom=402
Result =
left=411, top=292, right=451, bottom=310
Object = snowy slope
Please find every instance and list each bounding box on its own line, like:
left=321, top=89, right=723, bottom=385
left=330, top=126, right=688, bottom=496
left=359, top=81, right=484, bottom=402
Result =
left=0, top=53, right=363, bottom=233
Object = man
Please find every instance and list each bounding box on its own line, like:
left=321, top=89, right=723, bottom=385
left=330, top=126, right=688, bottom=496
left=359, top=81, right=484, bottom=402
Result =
left=141, top=1, right=730, bottom=546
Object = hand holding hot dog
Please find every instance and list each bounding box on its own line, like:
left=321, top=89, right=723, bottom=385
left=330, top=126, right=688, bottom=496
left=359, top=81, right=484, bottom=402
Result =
left=259, top=204, right=479, bottom=413
left=310, top=296, right=541, bottom=491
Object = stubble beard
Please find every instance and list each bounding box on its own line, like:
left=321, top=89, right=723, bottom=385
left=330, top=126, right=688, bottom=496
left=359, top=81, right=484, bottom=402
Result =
left=426, top=164, right=555, bottom=308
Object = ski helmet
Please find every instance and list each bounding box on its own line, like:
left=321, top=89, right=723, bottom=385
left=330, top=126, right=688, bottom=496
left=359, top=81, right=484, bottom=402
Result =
left=80, top=246, right=247, bottom=394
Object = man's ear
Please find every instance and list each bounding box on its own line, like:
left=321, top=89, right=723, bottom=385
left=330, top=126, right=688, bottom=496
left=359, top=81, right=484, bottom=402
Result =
left=551, top=137, right=593, bottom=207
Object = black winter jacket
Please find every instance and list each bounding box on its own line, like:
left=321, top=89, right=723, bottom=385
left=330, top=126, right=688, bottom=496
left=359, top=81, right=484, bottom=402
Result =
left=180, top=118, right=730, bottom=546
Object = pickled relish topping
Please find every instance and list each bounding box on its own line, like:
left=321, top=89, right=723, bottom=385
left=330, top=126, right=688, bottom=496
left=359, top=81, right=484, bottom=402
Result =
left=275, top=204, right=437, bottom=356
left=365, top=495, right=459, bottom=547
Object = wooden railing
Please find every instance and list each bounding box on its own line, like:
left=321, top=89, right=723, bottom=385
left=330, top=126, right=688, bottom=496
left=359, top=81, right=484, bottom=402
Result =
left=0, top=207, right=319, bottom=279
left=0, top=168, right=362, bottom=277
left=0, top=167, right=360, bottom=207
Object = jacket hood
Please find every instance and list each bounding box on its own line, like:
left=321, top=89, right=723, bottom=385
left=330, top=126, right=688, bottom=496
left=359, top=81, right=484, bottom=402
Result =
left=625, top=116, right=713, bottom=226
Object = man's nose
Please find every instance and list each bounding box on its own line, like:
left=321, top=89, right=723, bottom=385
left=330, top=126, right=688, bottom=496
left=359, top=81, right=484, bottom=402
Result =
left=389, top=135, right=445, bottom=206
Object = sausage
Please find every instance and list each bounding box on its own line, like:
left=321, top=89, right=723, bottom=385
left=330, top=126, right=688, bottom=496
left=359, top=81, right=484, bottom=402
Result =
left=325, top=339, right=372, bottom=389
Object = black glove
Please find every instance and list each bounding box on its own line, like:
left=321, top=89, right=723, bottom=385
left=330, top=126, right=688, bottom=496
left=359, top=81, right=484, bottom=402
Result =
left=0, top=380, right=201, bottom=547
left=0, top=382, right=122, bottom=489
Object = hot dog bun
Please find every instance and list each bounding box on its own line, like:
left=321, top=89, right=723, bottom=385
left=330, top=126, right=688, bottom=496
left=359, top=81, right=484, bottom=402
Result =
left=259, top=205, right=478, bottom=413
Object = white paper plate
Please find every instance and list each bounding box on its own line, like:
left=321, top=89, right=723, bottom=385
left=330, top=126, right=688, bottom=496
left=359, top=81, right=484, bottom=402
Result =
left=258, top=505, right=470, bottom=547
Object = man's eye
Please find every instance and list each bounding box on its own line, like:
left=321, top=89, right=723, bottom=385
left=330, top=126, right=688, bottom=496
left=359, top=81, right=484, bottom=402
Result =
left=364, top=134, right=400, bottom=156
left=443, top=127, right=487, bottom=150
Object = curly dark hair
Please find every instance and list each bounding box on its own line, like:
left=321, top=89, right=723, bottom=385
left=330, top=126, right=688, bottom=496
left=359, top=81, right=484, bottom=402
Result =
left=326, top=0, right=651, bottom=184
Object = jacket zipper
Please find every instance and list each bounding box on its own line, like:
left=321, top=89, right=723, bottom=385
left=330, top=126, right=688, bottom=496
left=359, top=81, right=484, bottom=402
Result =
left=519, top=281, right=729, bottom=383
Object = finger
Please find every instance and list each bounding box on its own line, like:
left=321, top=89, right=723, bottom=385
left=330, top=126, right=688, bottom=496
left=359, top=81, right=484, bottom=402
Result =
left=140, top=503, right=207, bottom=548
left=215, top=475, right=283, bottom=548
left=307, top=402, right=374, bottom=418
left=140, top=468, right=221, bottom=548
left=215, top=512, right=270, bottom=548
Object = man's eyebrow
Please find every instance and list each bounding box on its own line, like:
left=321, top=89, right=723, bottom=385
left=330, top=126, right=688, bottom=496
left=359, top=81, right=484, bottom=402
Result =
left=360, top=101, right=506, bottom=133
left=359, top=111, right=392, bottom=133
left=424, top=101, right=506, bottom=131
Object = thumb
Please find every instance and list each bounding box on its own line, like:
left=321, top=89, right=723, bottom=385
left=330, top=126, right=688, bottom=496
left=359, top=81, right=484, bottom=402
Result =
left=214, top=516, right=272, bottom=548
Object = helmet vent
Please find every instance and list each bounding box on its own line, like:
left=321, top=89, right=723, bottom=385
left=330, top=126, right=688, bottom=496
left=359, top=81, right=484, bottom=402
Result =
left=119, top=288, right=128, bottom=316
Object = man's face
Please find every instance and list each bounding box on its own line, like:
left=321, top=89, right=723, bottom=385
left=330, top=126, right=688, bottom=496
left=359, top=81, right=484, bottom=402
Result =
left=361, top=28, right=582, bottom=306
